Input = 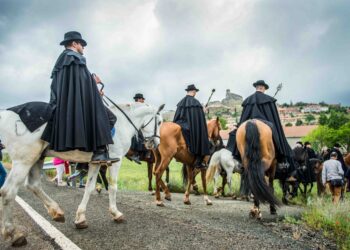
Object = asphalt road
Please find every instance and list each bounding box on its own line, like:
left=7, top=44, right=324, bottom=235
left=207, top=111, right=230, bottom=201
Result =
left=1, top=179, right=336, bottom=250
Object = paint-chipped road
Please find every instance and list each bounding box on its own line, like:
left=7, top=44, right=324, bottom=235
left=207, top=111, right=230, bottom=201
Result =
left=1, top=179, right=336, bottom=249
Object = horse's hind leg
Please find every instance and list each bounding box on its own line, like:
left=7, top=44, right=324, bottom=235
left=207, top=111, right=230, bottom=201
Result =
left=25, top=159, right=65, bottom=222
left=250, top=199, right=262, bottom=219
left=1, top=161, right=33, bottom=246
left=108, top=162, right=125, bottom=223
left=201, top=169, right=212, bottom=205
left=75, top=163, right=100, bottom=229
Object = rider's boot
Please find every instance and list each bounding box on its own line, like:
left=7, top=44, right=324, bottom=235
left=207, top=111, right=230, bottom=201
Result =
left=91, top=146, right=120, bottom=164
left=194, top=156, right=206, bottom=169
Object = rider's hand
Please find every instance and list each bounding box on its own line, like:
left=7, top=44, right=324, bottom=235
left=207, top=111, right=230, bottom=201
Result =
left=99, top=90, right=104, bottom=96
left=93, top=74, right=102, bottom=84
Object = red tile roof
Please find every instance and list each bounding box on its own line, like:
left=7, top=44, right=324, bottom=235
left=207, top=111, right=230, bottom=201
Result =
left=219, top=125, right=318, bottom=140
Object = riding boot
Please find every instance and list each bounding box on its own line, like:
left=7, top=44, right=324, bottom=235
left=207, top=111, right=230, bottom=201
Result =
left=91, top=146, right=120, bottom=164
left=127, top=153, right=141, bottom=165
left=194, top=156, right=206, bottom=169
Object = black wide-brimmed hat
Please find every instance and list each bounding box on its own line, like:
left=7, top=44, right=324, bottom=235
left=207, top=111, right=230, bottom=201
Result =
left=60, top=31, right=87, bottom=46
left=133, top=93, right=145, bottom=100
left=185, top=84, right=199, bottom=92
left=253, top=80, right=269, bottom=90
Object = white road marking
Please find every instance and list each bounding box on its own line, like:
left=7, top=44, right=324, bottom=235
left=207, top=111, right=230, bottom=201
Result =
left=15, top=196, right=81, bottom=250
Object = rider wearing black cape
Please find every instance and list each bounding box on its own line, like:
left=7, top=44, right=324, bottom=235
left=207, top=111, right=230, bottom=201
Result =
left=41, top=31, right=118, bottom=163
left=173, top=84, right=210, bottom=168
left=227, top=80, right=295, bottom=173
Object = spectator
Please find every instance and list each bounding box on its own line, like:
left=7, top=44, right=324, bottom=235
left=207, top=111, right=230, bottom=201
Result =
left=322, top=152, right=344, bottom=204
left=304, top=141, right=317, bottom=159
left=52, top=157, right=67, bottom=186
left=0, top=140, right=7, bottom=188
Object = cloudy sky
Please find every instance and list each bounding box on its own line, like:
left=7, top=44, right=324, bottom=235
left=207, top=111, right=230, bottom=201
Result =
left=0, top=0, right=349, bottom=110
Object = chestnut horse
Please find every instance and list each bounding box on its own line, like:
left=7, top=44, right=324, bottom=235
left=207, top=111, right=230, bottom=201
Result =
left=236, top=119, right=280, bottom=219
left=126, top=149, right=169, bottom=193
left=152, top=118, right=221, bottom=206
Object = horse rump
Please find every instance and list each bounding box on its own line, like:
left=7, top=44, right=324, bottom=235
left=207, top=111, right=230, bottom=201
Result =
left=244, top=121, right=280, bottom=206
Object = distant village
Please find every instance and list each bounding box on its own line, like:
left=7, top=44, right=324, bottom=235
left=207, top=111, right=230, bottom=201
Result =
left=162, top=89, right=350, bottom=146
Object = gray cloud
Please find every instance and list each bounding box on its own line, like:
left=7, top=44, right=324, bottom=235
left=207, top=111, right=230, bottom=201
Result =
left=0, top=0, right=349, bottom=111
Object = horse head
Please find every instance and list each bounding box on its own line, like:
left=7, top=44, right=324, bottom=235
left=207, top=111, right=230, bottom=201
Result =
left=207, top=117, right=223, bottom=150
left=138, top=103, right=165, bottom=150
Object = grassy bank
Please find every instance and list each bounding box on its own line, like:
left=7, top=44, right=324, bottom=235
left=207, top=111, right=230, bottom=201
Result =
left=302, top=197, right=350, bottom=250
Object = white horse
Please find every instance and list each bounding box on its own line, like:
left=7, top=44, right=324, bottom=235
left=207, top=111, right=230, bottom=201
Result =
left=206, top=148, right=242, bottom=198
left=0, top=102, right=164, bottom=246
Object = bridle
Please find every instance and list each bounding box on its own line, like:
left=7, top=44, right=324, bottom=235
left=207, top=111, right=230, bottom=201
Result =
left=103, top=94, right=161, bottom=144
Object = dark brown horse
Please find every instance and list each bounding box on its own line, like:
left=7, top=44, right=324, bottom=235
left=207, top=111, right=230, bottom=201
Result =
left=309, top=158, right=326, bottom=196
left=236, top=119, right=280, bottom=219
left=152, top=118, right=221, bottom=206
left=126, top=149, right=169, bottom=193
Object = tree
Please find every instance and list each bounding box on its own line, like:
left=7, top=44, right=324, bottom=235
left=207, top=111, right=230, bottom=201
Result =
left=327, top=111, right=349, bottom=129
left=218, top=117, right=228, bottom=130
left=305, top=114, right=316, bottom=124
left=319, top=113, right=328, bottom=125
left=296, top=119, right=303, bottom=126
left=285, top=122, right=293, bottom=127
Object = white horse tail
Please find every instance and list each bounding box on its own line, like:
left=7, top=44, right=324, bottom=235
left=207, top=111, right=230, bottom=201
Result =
left=206, top=151, right=221, bottom=183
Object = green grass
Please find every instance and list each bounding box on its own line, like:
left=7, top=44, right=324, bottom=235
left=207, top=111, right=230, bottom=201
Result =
left=302, top=197, right=350, bottom=250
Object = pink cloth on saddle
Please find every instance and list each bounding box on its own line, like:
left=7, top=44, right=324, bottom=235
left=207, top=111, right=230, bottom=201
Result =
left=53, top=157, right=65, bottom=166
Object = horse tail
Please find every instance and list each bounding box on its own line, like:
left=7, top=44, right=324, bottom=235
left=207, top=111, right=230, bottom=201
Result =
left=244, top=121, right=280, bottom=206
left=182, top=163, right=188, bottom=186
left=206, top=151, right=221, bottom=183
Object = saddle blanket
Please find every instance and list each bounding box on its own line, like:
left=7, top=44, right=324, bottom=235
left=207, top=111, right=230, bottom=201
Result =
left=8, top=102, right=54, bottom=132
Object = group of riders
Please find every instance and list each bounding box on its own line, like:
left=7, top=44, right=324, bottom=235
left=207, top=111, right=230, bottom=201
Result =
left=11, top=31, right=348, bottom=196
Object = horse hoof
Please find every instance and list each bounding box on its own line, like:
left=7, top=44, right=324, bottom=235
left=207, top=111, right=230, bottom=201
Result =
left=184, top=200, right=191, bottom=205
left=214, top=194, right=220, bottom=199
left=206, top=200, right=213, bottom=206
left=194, top=191, right=200, bottom=196
left=53, top=214, right=65, bottom=223
left=156, top=201, right=165, bottom=207
left=75, top=221, right=88, bottom=229
left=151, top=191, right=156, bottom=196
left=165, top=196, right=171, bottom=201
left=114, top=215, right=126, bottom=224
left=96, top=188, right=102, bottom=194
left=12, top=235, right=27, bottom=247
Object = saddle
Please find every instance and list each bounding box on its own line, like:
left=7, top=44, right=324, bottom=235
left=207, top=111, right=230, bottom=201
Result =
left=8, top=102, right=54, bottom=132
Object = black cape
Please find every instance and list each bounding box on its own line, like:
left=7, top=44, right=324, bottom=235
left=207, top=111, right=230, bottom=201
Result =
left=41, top=49, right=113, bottom=152
left=227, top=91, right=294, bottom=169
left=173, top=95, right=210, bottom=156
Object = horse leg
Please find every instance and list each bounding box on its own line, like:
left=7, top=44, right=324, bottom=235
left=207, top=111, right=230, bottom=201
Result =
left=25, top=160, right=65, bottom=222
left=213, top=169, right=220, bottom=198
left=184, top=165, right=193, bottom=205
left=269, top=176, right=277, bottom=215
left=155, top=157, right=171, bottom=206
left=192, top=169, right=200, bottom=196
left=74, top=163, right=100, bottom=229
left=201, top=169, right=212, bottom=205
left=250, top=199, right=262, bottom=220
left=165, top=166, right=170, bottom=186
left=147, top=162, right=153, bottom=192
left=281, top=180, right=289, bottom=205
left=107, top=162, right=125, bottom=223
left=157, top=168, right=171, bottom=201
left=308, top=182, right=313, bottom=193
left=227, top=170, right=233, bottom=198
left=221, top=173, right=227, bottom=197
left=1, top=161, right=33, bottom=246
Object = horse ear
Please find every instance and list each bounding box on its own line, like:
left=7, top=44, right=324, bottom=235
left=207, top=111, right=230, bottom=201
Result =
left=157, top=104, right=165, bottom=113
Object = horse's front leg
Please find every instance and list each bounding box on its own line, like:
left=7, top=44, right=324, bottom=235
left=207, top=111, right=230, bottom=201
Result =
left=108, top=161, right=125, bottom=223
left=26, top=160, right=65, bottom=222
left=227, top=171, right=233, bottom=198
left=1, top=161, right=33, bottom=247
left=75, top=163, right=100, bottom=229
left=213, top=169, right=220, bottom=198
left=147, top=162, right=153, bottom=192
left=308, top=182, right=313, bottom=193
left=184, top=165, right=193, bottom=205
left=201, top=169, right=212, bottom=205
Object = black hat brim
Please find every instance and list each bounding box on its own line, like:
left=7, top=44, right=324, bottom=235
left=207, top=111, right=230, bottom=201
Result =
left=253, top=82, right=269, bottom=90
left=60, top=39, right=87, bottom=47
left=185, top=88, right=199, bottom=92
left=133, top=97, right=145, bottom=100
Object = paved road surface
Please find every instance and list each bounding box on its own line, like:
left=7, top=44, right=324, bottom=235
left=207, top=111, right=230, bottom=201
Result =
left=1, top=179, right=336, bottom=249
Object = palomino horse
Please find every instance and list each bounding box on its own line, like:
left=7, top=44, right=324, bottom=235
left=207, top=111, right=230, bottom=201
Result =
left=236, top=119, right=280, bottom=219
left=0, top=102, right=164, bottom=246
left=126, top=149, right=169, bottom=193
left=152, top=118, right=221, bottom=206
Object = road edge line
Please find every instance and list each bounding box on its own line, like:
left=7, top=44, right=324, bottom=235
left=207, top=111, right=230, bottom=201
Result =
left=15, top=196, right=81, bottom=250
